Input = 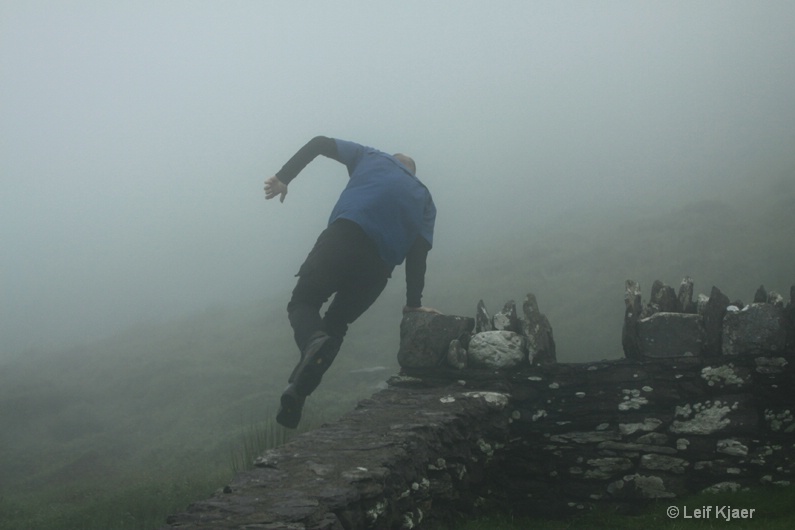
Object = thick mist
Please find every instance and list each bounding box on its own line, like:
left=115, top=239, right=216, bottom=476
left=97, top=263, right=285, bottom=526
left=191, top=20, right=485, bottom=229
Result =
left=2, top=1, right=794, bottom=356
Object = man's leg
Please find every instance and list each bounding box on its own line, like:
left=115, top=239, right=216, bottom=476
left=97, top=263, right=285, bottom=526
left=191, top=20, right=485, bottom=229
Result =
left=323, top=270, right=389, bottom=342
left=278, top=226, right=347, bottom=429
left=277, top=220, right=389, bottom=428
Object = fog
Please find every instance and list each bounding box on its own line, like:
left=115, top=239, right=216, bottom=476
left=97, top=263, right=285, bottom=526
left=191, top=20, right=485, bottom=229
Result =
left=2, top=1, right=794, bottom=356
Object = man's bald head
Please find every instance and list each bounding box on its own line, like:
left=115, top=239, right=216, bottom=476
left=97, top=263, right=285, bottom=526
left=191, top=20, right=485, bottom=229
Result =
left=393, top=153, right=416, bottom=175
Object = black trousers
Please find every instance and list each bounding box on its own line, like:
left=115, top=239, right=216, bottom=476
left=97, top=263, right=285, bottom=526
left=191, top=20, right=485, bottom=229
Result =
left=287, top=219, right=390, bottom=354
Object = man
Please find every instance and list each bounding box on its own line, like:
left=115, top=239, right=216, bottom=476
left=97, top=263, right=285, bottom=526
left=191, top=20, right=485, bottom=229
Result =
left=264, top=136, right=438, bottom=428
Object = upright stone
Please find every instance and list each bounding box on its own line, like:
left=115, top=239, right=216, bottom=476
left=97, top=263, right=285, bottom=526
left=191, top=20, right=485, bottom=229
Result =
left=493, top=300, right=521, bottom=333
left=678, top=277, right=695, bottom=313
left=398, top=312, right=474, bottom=368
left=622, top=280, right=643, bottom=359
left=753, top=285, right=768, bottom=303
left=787, top=286, right=795, bottom=354
left=521, top=293, right=557, bottom=364
left=475, top=299, right=493, bottom=333
left=722, top=303, right=787, bottom=355
left=702, top=286, right=730, bottom=357
left=648, top=280, right=678, bottom=314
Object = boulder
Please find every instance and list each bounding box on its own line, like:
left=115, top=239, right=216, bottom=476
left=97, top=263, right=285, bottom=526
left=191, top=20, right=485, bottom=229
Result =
left=398, top=312, right=474, bottom=368
left=521, top=293, right=556, bottom=364
left=636, top=313, right=703, bottom=358
left=722, top=303, right=787, bottom=355
left=467, top=331, right=526, bottom=369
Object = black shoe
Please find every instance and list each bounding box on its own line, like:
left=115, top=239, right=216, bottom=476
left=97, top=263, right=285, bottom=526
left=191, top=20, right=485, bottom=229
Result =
left=276, top=384, right=305, bottom=429
left=288, top=332, right=340, bottom=397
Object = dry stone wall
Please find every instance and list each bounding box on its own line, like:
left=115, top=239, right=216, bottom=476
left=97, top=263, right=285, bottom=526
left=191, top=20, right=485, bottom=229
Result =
left=163, top=284, right=795, bottom=529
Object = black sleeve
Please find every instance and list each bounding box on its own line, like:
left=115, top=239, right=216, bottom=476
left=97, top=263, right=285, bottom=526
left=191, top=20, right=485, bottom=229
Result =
left=405, top=236, right=432, bottom=307
left=275, top=136, right=339, bottom=185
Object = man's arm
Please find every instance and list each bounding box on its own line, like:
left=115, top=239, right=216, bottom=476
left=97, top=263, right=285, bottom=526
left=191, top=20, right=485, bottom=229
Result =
left=275, top=136, right=339, bottom=185
left=264, top=136, right=339, bottom=202
left=403, top=236, right=440, bottom=313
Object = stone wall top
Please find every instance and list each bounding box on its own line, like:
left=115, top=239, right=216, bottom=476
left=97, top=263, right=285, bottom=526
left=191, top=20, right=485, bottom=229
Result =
left=623, top=279, right=794, bottom=360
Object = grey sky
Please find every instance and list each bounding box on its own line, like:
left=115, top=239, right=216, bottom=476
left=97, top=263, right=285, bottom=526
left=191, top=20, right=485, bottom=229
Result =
left=2, top=1, right=794, bottom=354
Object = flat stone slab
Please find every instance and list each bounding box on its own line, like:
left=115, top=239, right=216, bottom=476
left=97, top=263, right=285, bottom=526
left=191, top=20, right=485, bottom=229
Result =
left=637, top=312, right=703, bottom=358
left=160, top=385, right=510, bottom=530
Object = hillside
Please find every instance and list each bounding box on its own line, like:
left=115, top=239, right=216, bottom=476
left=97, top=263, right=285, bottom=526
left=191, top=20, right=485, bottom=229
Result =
left=0, top=172, right=793, bottom=529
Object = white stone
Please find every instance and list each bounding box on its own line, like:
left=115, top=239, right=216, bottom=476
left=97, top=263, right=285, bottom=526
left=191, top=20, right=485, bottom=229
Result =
left=467, top=331, right=526, bottom=369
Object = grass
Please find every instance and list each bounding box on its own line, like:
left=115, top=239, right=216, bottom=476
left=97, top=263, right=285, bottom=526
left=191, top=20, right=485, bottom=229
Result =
left=0, top=173, right=792, bottom=529
left=430, top=485, right=795, bottom=529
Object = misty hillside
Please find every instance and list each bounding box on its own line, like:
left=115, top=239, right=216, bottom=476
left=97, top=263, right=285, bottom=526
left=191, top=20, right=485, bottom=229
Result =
left=1, top=173, right=793, bottom=529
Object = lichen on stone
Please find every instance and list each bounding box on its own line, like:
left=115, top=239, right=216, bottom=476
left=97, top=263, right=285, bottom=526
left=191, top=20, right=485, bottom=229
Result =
left=619, top=418, right=662, bottom=435
left=702, top=481, right=742, bottom=494
left=717, top=439, right=749, bottom=456
left=701, top=364, right=746, bottom=387
left=618, top=388, right=649, bottom=411
left=462, top=391, right=510, bottom=409
left=764, top=408, right=795, bottom=432
left=671, top=400, right=733, bottom=434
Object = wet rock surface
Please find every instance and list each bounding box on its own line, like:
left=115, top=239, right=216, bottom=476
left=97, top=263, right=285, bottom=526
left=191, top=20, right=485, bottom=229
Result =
left=163, top=352, right=794, bottom=529
left=398, top=313, right=474, bottom=368
left=623, top=279, right=794, bottom=359
left=163, top=282, right=794, bottom=528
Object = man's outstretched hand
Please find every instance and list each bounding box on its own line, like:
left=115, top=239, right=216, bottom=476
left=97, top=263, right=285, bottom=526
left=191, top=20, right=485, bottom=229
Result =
left=403, top=305, right=442, bottom=315
left=264, top=176, right=288, bottom=203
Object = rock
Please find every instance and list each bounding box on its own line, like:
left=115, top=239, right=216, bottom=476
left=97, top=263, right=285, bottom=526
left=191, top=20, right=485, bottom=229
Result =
left=768, top=291, right=785, bottom=308
left=521, top=293, right=556, bottom=364
left=467, top=331, right=526, bottom=369
left=446, top=339, right=467, bottom=370
left=652, top=280, right=678, bottom=313
left=493, top=300, right=521, bottom=333
left=702, top=286, right=731, bottom=357
left=636, top=313, right=703, bottom=358
left=678, top=277, right=695, bottom=313
left=722, top=303, right=787, bottom=355
left=640, top=454, right=689, bottom=474
left=398, top=313, right=474, bottom=368
left=787, top=287, right=795, bottom=354
left=696, top=293, right=709, bottom=316
left=475, top=300, right=493, bottom=333
left=753, top=285, right=768, bottom=303
left=622, top=280, right=643, bottom=359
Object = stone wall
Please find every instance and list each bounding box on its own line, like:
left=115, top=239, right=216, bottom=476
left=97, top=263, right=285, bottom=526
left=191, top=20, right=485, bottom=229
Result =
left=162, top=284, right=795, bottom=529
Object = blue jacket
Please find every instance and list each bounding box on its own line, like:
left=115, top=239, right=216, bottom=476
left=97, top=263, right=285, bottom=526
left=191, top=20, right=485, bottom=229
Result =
left=276, top=136, right=436, bottom=268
